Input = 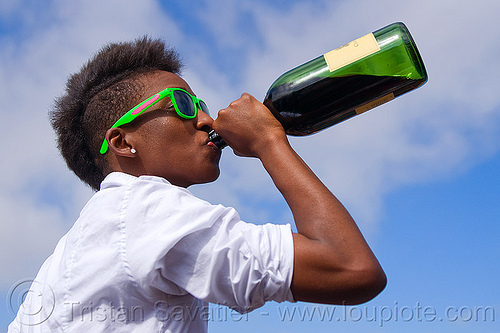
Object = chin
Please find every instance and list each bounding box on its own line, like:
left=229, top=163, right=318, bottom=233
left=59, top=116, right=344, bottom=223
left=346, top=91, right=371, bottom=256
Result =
left=185, top=166, right=220, bottom=187
left=201, top=167, right=221, bottom=184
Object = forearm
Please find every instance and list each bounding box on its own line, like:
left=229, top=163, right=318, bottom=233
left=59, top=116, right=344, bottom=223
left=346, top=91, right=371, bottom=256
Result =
left=258, top=137, right=386, bottom=304
left=259, top=137, right=363, bottom=246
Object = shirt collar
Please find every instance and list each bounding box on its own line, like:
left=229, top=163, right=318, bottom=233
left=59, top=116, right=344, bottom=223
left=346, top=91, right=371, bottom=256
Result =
left=100, top=172, right=172, bottom=190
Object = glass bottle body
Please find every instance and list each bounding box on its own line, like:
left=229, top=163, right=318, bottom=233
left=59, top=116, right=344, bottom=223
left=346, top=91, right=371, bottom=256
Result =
left=263, top=22, right=428, bottom=135
left=209, top=22, right=428, bottom=148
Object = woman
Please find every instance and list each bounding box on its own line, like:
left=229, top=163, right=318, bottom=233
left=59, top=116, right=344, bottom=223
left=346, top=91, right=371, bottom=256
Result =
left=9, top=36, right=385, bottom=332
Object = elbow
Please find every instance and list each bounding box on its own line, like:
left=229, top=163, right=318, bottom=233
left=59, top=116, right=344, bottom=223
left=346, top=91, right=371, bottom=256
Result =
left=292, top=261, right=387, bottom=306
left=342, top=263, right=387, bottom=305
left=291, top=235, right=387, bottom=305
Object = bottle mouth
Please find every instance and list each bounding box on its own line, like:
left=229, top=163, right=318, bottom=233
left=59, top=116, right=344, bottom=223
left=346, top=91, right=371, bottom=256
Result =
left=208, top=130, right=227, bottom=149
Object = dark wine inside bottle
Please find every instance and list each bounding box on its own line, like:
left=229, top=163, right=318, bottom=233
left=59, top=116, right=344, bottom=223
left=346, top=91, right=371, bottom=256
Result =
left=263, top=74, right=425, bottom=136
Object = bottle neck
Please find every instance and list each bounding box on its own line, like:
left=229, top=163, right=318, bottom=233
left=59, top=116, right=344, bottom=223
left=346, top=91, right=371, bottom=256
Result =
left=208, top=130, right=228, bottom=149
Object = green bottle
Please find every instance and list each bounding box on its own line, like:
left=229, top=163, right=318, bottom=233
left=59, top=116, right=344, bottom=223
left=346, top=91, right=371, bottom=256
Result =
left=209, top=22, right=427, bottom=147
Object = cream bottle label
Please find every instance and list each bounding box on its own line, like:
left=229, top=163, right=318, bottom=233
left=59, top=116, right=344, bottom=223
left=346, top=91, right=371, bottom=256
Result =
left=355, top=93, right=395, bottom=115
left=324, top=33, right=381, bottom=72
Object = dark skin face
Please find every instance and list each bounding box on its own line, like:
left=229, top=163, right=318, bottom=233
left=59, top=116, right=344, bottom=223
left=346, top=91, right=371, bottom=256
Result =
left=105, top=71, right=221, bottom=187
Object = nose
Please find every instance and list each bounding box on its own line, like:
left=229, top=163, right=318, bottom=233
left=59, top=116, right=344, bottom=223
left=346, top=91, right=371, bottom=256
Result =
left=196, top=107, right=214, bottom=133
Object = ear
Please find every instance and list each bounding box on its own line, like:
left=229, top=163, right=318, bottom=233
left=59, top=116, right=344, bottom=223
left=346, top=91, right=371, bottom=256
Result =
left=105, top=127, right=137, bottom=158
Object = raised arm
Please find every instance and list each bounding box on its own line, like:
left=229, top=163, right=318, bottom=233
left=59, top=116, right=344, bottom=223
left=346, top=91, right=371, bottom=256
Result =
left=212, top=93, right=386, bottom=305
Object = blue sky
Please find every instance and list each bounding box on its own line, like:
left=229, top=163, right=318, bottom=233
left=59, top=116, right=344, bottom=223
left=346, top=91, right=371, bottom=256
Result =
left=1, top=0, right=499, bottom=332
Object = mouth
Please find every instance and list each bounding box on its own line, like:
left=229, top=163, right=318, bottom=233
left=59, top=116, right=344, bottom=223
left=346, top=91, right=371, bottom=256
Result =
left=204, top=131, right=223, bottom=156
left=207, top=130, right=227, bottom=149
left=205, top=138, right=221, bottom=156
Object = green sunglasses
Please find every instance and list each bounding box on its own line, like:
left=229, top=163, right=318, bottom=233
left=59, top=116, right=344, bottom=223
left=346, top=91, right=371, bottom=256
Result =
left=100, top=87, right=209, bottom=154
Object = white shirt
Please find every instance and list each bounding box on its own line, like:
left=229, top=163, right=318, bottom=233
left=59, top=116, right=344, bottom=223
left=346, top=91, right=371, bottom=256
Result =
left=9, top=172, right=295, bottom=332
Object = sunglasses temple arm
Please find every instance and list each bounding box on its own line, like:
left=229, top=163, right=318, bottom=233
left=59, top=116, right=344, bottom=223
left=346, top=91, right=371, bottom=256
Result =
left=208, top=130, right=227, bottom=149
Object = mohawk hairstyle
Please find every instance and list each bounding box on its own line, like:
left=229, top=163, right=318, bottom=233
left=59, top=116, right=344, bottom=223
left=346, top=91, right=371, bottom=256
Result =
left=50, top=36, right=183, bottom=191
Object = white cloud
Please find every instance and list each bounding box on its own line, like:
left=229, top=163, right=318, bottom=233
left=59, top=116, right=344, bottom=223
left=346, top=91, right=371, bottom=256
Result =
left=1, top=0, right=500, bottom=295
left=199, top=0, right=500, bottom=226
left=0, top=194, right=68, bottom=287
left=0, top=0, right=184, bottom=287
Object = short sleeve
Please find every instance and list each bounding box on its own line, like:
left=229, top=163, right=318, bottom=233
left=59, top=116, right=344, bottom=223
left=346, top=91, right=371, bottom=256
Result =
left=122, top=176, right=295, bottom=313
left=162, top=220, right=295, bottom=313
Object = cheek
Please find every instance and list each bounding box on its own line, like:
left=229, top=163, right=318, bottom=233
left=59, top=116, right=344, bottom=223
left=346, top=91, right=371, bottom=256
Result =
left=142, top=120, right=199, bottom=168
left=141, top=118, right=180, bottom=147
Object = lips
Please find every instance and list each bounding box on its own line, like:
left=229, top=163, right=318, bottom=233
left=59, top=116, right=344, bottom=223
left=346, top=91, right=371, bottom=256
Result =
left=205, top=138, right=221, bottom=156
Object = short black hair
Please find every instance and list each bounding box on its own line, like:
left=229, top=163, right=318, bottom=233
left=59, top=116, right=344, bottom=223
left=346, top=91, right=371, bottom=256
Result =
left=50, top=36, right=183, bottom=191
